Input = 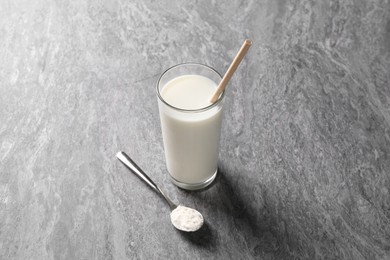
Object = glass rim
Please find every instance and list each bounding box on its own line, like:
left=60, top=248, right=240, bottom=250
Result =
left=156, top=62, right=225, bottom=113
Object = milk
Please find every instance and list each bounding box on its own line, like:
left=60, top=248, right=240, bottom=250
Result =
left=158, top=74, right=224, bottom=187
left=160, top=75, right=216, bottom=110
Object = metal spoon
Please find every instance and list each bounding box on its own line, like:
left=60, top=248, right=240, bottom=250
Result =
left=116, top=151, right=204, bottom=232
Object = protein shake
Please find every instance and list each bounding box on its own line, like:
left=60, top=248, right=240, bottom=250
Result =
left=157, top=64, right=224, bottom=190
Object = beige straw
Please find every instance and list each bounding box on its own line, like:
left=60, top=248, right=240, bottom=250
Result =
left=210, top=39, right=252, bottom=103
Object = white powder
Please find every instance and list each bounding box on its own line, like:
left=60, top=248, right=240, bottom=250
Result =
left=170, top=205, right=204, bottom=232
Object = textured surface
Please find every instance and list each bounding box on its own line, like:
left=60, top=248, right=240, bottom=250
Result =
left=1, top=0, right=390, bottom=259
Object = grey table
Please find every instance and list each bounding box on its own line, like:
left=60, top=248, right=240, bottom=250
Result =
left=1, top=0, right=389, bottom=259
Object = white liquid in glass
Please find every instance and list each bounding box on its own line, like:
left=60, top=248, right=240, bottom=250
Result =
left=159, top=75, right=223, bottom=184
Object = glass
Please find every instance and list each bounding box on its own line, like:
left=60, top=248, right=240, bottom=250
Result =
left=156, top=63, right=225, bottom=190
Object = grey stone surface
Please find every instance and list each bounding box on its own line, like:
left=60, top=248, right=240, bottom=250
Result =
left=1, top=0, right=389, bottom=259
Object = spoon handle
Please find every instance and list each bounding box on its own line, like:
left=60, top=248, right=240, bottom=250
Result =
left=116, top=151, right=177, bottom=209
left=116, top=151, right=159, bottom=191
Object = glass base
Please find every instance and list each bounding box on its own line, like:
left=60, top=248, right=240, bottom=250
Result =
left=169, top=169, right=218, bottom=190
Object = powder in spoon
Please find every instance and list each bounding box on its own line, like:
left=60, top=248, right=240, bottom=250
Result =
left=170, top=205, right=204, bottom=232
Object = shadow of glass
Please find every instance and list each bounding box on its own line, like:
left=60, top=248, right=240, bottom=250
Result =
left=214, top=168, right=285, bottom=255
left=177, top=167, right=267, bottom=233
left=173, top=166, right=291, bottom=257
left=214, top=168, right=265, bottom=232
